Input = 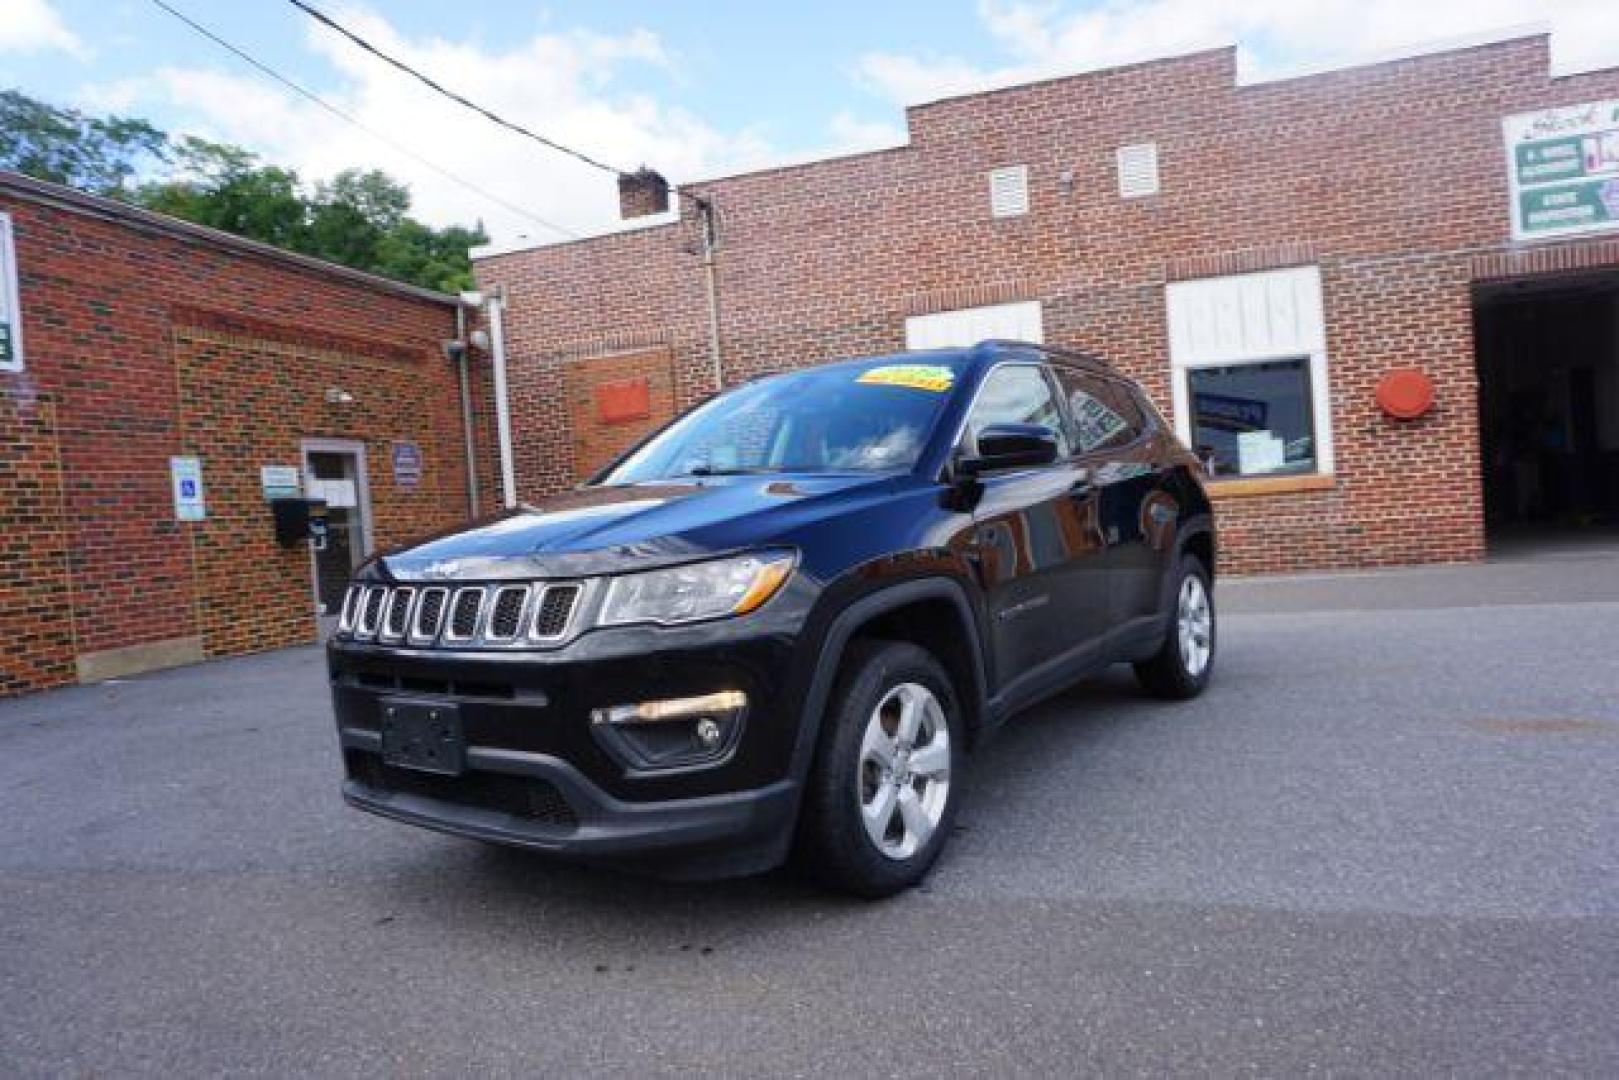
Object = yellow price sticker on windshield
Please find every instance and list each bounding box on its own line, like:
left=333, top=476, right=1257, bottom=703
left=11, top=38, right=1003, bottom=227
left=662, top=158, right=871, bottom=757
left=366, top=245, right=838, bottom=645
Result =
left=856, top=364, right=954, bottom=393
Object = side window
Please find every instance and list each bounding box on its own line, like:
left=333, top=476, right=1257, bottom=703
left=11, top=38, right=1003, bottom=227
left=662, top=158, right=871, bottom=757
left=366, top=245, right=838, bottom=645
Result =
left=964, top=365, right=1070, bottom=455
left=1055, top=368, right=1146, bottom=455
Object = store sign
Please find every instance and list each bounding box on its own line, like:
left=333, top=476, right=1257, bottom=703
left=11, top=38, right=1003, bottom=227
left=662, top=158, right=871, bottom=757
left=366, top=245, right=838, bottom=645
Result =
left=170, top=456, right=206, bottom=521
left=260, top=465, right=302, bottom=500
left=0, top=211, right=22, bottom=372
left=1504, top=99, right=1619, bottom=242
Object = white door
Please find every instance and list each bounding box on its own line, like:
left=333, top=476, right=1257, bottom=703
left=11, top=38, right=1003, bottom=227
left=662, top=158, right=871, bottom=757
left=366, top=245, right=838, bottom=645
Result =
left=905, top=300, right=1044, bottom=350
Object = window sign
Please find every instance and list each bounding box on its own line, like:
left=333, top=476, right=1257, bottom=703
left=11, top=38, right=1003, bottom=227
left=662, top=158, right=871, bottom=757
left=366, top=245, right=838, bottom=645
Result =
left=1504, top=99, right=1619, bottom=242
left=0, top=211, right=22, bottom=373
left=170, top=456, right=206, bottom=521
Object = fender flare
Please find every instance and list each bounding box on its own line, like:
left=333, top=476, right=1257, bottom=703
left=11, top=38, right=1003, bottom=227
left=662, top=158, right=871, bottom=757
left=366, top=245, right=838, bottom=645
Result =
left=1150, top=513, right=1216, bottom=622
left=787, top=577, right=989, bottom=786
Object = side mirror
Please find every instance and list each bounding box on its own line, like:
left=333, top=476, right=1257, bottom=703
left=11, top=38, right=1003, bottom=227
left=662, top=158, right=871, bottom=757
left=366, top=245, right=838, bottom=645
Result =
left=958, top=423, right=1061, bottom=475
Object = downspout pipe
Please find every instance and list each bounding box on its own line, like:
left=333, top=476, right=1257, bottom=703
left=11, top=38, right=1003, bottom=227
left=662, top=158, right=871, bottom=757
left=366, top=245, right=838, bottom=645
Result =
left=453, top=303, right=480, bottom=519
left=698, top=198, right=723, bottom=392
left=487, top=289, right=518, bottom=510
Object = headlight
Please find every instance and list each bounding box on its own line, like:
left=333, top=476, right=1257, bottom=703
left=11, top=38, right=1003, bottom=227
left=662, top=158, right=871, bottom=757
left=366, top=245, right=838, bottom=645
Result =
left=598, top=552, right=795, bottom=626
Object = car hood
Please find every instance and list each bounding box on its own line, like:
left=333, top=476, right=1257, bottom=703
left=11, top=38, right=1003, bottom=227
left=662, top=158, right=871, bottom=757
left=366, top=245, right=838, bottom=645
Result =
left=370, top=473, right=901, bottom=581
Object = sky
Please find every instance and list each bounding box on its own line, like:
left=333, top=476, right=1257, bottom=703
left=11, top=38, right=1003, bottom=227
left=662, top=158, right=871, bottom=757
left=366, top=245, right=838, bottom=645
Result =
left=4, top=0, right=1619, bottom=247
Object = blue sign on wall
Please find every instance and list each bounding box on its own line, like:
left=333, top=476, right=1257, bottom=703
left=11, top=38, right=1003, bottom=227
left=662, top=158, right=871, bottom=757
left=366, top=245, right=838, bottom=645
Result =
left=392, top=441, right=424, bottom=488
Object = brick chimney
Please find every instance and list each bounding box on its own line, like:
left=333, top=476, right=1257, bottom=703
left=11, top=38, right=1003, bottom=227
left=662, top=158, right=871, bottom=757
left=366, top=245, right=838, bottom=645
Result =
left=617, top=167, right=670, bottom=219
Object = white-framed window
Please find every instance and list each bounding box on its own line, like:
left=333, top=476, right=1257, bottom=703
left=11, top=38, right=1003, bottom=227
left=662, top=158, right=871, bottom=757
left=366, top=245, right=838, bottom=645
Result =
left=988, top=165, right=1029, bottom=218
left=1116, top=143, right=1160, bottom=198
left=1165, top=265, right=1334, bottom=479
left=905, top=300, right=1043, bottom=350
left=0, top=211, right=23, bottom=373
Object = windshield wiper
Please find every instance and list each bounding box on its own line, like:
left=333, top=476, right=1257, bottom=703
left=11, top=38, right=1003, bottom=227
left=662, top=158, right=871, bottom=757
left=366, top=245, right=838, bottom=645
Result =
left=681, top=465, right=782, bottom=477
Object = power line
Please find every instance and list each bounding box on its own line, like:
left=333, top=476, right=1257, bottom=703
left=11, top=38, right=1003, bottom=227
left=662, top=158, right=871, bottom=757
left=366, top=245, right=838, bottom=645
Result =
left=282, top=0, right=710, bottom=212
left=146, top=0, right=579, bottom=240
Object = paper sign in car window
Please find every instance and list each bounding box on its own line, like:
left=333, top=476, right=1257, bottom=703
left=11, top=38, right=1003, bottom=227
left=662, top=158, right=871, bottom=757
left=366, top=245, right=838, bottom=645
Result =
left=856, top=365, right=954, bottom=393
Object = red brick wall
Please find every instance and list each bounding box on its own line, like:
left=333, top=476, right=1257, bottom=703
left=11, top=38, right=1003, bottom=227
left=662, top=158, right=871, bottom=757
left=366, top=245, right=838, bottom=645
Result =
left=563, top=346, right=677, bottom=480
left=476, top=34, right=1619, bottom=574
left=174, top=323, right=478, bottom=658
left=0, top=389, right=74, bottom=693
left=0, top=186, right=478, bottom=695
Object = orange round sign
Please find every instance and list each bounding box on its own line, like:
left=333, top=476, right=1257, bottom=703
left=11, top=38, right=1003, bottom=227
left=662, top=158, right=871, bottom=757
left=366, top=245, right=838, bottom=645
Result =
left=1376, top=368, right=1434, bottom=420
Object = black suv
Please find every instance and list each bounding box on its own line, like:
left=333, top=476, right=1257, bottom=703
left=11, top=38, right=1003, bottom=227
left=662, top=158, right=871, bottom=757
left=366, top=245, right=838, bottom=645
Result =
left=329, top=341, right=1216, bottom=896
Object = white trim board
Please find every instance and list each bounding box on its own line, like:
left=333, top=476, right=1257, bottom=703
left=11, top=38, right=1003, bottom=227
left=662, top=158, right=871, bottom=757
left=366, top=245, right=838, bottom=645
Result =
left=905, top=300, right=1044, bottom=350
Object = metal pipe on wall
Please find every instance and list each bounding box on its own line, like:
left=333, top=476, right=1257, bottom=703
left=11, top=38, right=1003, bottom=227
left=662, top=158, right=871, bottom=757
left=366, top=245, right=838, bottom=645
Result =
left=700, top=200, right=723, bottom=392
left=453, top=303, right=480, bottom=519
left=487, top=289, right=518, bottom=509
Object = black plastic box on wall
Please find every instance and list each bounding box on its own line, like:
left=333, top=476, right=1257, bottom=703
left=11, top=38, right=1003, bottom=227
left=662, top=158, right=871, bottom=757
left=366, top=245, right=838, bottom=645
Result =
left=271, top=497, right=326, bottom=546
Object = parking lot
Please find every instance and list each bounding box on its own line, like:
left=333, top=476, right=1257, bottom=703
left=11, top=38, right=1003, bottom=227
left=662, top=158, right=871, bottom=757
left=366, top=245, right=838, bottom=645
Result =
left=2, top=551, right=1616, bottom=1076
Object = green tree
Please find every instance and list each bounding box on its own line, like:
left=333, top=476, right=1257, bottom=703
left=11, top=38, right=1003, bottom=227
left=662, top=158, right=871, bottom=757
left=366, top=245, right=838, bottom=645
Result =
left=0, top=89, right=167, bottom=195
left=1, top=88, right=486, bottom=292
left=139, top=138, right=310, bottom=251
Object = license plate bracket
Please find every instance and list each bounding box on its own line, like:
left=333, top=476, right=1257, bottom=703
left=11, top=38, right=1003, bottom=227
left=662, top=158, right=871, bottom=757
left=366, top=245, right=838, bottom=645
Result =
left=379, top=698, right=465, bottom=776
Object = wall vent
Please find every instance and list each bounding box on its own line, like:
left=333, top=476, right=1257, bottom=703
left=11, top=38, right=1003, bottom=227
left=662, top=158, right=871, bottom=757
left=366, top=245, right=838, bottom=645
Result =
left=988, top=165, right=1029, bottom=218
left=1116, top=143, right=1160, bottom=198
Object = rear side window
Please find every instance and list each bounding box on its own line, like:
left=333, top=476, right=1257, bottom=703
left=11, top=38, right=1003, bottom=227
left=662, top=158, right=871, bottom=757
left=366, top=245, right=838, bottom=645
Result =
left=1054, top=368, right=1147, bottom=454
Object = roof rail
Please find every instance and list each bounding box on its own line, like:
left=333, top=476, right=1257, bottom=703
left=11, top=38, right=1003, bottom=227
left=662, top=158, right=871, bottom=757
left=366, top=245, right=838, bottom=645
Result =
left=977, top=339, right=1118, bottom=374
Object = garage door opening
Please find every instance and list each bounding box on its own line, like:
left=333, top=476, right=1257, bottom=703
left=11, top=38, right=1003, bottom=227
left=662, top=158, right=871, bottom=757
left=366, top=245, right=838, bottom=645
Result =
left=1473, top=270, right=1619, bottom=555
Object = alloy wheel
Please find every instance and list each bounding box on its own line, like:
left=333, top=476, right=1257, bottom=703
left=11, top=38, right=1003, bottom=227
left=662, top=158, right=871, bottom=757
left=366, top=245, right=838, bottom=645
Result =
left=1177, top=574, right=1213, bottom=677
left=857, top=682, right=951, bottom=860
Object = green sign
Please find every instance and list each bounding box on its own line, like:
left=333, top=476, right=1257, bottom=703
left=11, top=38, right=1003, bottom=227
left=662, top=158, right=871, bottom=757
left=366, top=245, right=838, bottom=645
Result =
left=1519, top=179, right=1619, bottom=232
left=1514, top=137, right=1586, bottom=184
left=1504, top=99, right=1619, bottom=242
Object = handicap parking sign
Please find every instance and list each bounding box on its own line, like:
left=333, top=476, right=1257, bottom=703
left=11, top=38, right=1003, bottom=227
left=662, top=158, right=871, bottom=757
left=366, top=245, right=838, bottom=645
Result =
left=170, top=457, right=206, bottom=521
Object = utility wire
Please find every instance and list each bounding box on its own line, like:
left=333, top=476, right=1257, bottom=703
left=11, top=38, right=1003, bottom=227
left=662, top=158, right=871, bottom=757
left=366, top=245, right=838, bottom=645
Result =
left=147, top=0, right=579, bottom=240
left=283, top=0, right=710, bottom=212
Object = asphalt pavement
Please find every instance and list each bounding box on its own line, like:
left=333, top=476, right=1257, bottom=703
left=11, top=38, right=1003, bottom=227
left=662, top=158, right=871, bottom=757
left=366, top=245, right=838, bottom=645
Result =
left=2, top=550, right=1616, bottom=1076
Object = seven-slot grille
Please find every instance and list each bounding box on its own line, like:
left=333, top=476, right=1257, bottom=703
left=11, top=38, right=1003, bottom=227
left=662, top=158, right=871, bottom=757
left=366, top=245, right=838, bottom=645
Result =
left=340, top=582, right=580, bottom=647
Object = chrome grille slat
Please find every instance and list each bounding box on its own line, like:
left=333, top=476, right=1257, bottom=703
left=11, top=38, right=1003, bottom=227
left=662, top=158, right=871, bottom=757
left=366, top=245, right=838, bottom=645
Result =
left=337, top=585, right=362, bottom=632
left=380, top=587, right=415, bottom=641
left=445, top=587, right=487, bottom=642
left=531, top=584, right=581, bottom=640
left=357, top=586, right=386, bottom=638
left=487, top=586, right=529, bottom=641
left=411, top=587, right=449, bottom=643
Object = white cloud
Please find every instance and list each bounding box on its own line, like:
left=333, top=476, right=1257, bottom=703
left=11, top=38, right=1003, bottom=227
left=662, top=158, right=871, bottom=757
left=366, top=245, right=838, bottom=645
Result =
left=0, top=0, right=86, bottom=57
left=89, top=5, right=782, bottom=244
left=857, top=0, right=1619, bottom=105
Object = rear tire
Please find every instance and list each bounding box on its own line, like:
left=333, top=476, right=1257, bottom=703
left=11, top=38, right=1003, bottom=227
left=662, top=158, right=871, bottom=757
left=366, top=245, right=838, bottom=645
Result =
left=793, top=640, right=963, bottom=898
left=1134, top=555, right=1215, bottom=700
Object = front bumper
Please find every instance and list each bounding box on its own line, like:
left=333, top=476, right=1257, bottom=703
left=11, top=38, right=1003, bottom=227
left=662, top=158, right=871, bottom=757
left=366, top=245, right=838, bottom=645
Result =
left=328, top=589, right=820, bottom=876
left=340, top=727, right=798, bottom=878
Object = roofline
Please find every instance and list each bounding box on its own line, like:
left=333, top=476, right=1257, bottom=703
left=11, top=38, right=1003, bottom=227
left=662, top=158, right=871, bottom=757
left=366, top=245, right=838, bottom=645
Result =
left=471, top=24, right=1599, bottom=265
left=0, top=170, right=459, bottom=307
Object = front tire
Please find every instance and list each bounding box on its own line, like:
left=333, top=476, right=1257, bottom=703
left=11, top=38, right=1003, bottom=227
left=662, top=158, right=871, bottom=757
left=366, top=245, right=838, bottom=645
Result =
left=1134, top=555, right=1215, bottom=700
left=793, top=640, right=963, bottom=898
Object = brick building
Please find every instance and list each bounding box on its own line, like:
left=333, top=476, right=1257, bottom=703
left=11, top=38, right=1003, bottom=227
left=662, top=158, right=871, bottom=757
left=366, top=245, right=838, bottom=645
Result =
left=0, top=172, right=492, bottom=696
left=474, top=30, right=1619, bottom=575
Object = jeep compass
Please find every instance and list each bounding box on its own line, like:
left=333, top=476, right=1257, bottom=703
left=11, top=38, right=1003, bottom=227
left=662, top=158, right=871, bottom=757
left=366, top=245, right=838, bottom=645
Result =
left=328, top=340, right=1216, bottom=896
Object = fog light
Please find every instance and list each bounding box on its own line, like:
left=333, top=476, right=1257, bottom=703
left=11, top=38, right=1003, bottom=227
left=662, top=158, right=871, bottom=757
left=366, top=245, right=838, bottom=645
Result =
left=589, top=691, right=748, bottom=771
left=591, top=690, right=748, bottom=725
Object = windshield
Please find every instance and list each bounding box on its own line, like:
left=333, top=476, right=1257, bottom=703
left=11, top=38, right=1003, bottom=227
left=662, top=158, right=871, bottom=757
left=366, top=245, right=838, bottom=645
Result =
left=598, top=360, right=961, bottom=484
